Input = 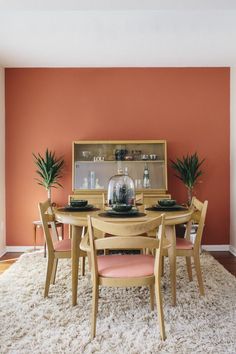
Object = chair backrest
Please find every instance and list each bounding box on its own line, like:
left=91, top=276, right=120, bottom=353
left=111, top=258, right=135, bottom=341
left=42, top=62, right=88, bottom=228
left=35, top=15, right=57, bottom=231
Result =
left=87, top=215, right=165, bottom=279
left=38, top=199, right=59, bottom=254
left=143, top=194, right=172, bottom=207
left=135, top=193, right=144, bottom=205
left=190, top=197, right=208, bottom=249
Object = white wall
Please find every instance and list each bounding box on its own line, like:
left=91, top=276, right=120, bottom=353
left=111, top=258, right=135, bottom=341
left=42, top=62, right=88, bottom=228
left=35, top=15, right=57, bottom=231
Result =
left=230, top=68, right=236, bottom=255
left=0, top=67, right=5, bottom=257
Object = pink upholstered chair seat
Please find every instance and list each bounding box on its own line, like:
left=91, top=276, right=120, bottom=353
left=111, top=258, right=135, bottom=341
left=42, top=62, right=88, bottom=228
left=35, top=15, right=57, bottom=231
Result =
left=97, top=254, right=155, bottom=278
left=54, top=238, right=71, bottom=252
left=176, top=237, right=193, bottom=250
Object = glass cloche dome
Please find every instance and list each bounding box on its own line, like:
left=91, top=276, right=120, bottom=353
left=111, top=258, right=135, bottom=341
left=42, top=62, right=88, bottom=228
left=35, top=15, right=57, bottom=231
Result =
left=107, top=169, right=135, bottom=206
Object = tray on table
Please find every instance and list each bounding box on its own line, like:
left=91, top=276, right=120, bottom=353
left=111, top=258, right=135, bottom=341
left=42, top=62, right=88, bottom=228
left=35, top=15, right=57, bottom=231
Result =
left=98, top=210, right=146, bottom=218
left=60, top=205, right=100, bottom=212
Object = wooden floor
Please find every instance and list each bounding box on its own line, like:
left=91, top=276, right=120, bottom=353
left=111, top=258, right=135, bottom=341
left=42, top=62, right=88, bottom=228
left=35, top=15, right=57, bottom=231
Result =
left=0, top=252, right=23, bottom=275
left=209, top=251, right=236, bottom=277
left=0, top=251, right=235, bottom=276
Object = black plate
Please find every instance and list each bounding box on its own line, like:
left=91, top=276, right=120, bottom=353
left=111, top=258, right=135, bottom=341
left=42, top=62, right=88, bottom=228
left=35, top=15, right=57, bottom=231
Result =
left=98, top=211, right=146, bottom=218
left=62, top=204, right=96, bottom=212
left=145, top=205, right=188, bottom=212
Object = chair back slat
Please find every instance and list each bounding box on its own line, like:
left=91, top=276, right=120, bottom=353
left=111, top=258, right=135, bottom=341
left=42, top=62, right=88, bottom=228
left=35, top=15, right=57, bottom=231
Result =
left=90, top=216, right=164, bottom=236
left=191, top=198, right=208, bottom=249
left=38, top=199, right=59, bottom=253
left=95, top=236, right=159, bottom=250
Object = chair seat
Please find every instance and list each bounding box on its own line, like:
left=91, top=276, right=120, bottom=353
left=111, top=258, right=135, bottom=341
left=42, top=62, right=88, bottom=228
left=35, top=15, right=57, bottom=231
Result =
left=97, top=254, right=155, bottom=278
left=176, top=237, right=193, bottom=250
left=54, top=238, right=71, bottom=252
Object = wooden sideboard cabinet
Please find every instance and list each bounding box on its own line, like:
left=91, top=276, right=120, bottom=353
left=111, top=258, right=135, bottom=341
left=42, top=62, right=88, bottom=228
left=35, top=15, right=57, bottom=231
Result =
left=71, top=140, right=171, bottom=201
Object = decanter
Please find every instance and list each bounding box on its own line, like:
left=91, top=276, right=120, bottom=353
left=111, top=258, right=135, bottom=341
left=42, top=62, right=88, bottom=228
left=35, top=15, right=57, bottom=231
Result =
left=143, top=164, right=151, bottom=188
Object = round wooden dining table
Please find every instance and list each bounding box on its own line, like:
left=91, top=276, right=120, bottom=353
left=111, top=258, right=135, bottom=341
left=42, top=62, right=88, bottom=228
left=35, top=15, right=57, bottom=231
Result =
left=55, top=206, right=192, bottom=307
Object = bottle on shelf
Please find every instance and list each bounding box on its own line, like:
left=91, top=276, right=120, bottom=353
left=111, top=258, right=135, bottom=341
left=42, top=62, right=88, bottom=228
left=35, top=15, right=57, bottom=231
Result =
left=143, top=163, right=151, bottom=188
left=89, top=171, right=95, bottom=189
left=82, top=177, right=88, bottom=189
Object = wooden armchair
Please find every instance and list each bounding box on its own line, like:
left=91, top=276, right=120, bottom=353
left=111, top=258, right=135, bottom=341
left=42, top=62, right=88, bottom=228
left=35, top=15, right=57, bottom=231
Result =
left=84, top=215, right=167, bottom=340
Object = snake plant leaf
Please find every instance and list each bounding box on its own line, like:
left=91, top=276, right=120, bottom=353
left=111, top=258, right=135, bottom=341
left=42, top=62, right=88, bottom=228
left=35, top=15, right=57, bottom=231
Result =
left=33, top=149, right=64, bottom=191
left=170, top=153, right=205, bottom=190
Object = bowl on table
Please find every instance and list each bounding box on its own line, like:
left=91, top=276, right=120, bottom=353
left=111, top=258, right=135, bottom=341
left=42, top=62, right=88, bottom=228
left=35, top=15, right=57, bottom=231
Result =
left=158, top=199, right=176, bottom=207
left=112, top=204, right=133, bottom=212
left=70, top=200, right=88, bottom=208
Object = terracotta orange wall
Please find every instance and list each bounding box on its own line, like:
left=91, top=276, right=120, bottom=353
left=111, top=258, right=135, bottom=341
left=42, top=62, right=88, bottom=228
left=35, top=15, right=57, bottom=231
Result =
left=5, top=68, right=230, bottom=246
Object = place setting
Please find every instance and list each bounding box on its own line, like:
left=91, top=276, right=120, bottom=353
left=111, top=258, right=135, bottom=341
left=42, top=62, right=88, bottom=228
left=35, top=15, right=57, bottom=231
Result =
left=145, top=199, right=188, bottom=212
left=60, top=199, right=100, bottom=212
left=98, top=203, right=146, bottom=218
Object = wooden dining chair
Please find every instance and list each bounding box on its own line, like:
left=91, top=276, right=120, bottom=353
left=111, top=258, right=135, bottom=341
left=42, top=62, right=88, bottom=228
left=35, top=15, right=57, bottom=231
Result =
left=84, top=215, right=167, bottom=340
left=38, top=199, right=86, bottom=297
left=163, top=198, right=208, bottom=296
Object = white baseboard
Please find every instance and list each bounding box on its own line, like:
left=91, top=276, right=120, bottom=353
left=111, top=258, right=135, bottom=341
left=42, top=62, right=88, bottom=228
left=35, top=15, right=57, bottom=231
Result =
left=6, top=246, right=43, bottom=252
left=201, top=244, right=230, bottom=252
left=229, top=245, right=236, bottom=256
left=0, top=246, right=7, bottom=258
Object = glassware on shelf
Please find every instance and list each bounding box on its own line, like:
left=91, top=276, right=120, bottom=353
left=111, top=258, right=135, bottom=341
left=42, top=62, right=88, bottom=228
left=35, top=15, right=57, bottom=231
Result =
left=89, top=171, right=95, bottom=189
left=131, top=150, right=142, bottom=160
left=95, top=178, right=104, bottom=189
left=143, top=164, right=151, bottom=188
left=107, top=169, right=135, bottom=206
left=82, top=177, right=88, bottom=189
left=115, top=149, right=128, bottom=161
left=135, top=179, right=142, bottom=189
left=81, top=151, right=91, bottom=160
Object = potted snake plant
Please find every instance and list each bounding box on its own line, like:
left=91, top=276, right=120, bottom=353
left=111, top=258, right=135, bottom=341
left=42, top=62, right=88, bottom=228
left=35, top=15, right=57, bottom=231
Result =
left=170, top=152, right=205, bottom=206
left=33, top=149, right=64, bottom=202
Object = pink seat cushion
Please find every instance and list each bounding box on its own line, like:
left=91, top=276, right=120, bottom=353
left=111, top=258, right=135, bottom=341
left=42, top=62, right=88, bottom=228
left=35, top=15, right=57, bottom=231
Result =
left=176, top=237, right=193, bottom=250
left=97, top=254, right=155, bottom=278
left=54, top=238, right=71, bottom=252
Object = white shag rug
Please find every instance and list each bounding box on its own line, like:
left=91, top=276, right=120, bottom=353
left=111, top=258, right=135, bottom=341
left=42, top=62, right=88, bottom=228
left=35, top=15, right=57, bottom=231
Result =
left=0, top=252, right=236, bottom=354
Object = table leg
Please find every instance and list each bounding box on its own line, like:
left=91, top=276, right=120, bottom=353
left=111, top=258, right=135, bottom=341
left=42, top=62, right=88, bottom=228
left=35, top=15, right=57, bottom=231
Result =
left=166, top=225, right=176, bottom=306
left=72, top=225, right=83, bottom=306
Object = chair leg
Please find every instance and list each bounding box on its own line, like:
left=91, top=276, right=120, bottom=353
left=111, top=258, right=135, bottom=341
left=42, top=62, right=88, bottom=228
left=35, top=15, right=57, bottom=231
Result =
left=44, top=242, right=47, bottom=258
left=193, top=252, right=205, bottom=296
left=155, top=279, right=166, bottom=341
left=161, top=256, right=165, bottom=277
left=50, top=258, right=58, bottom=284
left=91, top=283, right=99, bottom=339
left=81, top=257, right=85, bottom=276
left=167, top=246, right=176, bottom=306
left=185, top=256, right=193, bottom=281
left=44, top=256, right=54, bottom=297
left=150, top=284, right=154, bottom=311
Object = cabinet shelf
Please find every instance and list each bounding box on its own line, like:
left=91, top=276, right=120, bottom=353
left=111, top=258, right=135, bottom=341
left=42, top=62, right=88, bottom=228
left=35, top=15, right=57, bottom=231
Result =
left=76, top=160, right=165, bottom=164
